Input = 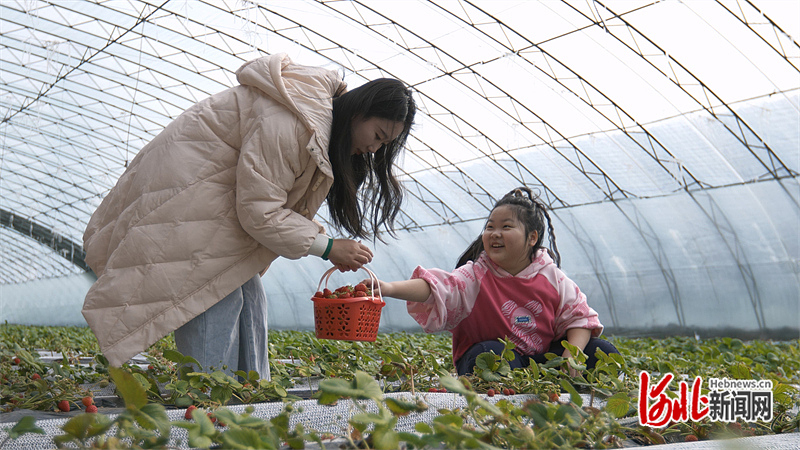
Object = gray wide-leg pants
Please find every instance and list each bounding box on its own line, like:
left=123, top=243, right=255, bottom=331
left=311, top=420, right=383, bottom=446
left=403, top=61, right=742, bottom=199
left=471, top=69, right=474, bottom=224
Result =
left=174, top=274, right=270, bottom=380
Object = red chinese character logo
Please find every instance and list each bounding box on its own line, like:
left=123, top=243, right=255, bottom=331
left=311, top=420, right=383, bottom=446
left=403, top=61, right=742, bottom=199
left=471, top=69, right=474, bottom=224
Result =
left=638, top=371, right=709, bottom=427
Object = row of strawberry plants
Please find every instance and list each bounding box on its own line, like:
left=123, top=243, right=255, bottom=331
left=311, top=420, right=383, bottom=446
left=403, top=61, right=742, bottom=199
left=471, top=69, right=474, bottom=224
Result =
left=1, top=324, right=798, bottom=448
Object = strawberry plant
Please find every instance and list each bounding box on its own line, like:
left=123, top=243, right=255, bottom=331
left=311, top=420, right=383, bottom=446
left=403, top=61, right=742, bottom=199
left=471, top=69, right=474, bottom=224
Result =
left=1, top=323, right=798, bottom=448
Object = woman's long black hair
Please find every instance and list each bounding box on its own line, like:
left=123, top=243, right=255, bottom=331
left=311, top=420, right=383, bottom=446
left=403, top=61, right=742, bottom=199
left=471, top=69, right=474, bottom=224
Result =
left=327, top=78, right=416, bottom=240
left=455, top=186, right=561, bottom=269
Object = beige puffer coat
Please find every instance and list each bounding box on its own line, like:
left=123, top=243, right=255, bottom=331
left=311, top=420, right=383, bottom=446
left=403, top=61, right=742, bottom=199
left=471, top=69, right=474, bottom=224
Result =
left=82, top=54, right=345, bottom=366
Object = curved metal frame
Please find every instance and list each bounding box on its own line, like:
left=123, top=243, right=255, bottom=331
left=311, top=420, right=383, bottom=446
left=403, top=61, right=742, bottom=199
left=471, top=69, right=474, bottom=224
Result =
left=0, top=0, right=797, bottom=287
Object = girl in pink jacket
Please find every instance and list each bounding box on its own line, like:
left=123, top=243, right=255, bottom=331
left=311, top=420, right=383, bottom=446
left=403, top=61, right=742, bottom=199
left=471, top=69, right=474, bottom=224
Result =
left=375, top=187, right=618, bottom=375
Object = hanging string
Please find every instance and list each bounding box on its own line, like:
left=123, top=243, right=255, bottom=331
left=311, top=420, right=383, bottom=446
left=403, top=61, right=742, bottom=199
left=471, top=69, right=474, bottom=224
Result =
left=123, top=5, right=150, bottom=168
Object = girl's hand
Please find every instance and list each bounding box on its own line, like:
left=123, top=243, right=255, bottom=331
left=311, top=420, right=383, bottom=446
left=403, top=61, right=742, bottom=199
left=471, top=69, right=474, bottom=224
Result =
left=359, top=278, right=392, bottom=297
left=328, top=239, right=373, bottom=272
left=561, top=328, right=591, bottom=377
left=358, top=278, right=431, bottom=302
left=561, top=349, right=581, bottom=377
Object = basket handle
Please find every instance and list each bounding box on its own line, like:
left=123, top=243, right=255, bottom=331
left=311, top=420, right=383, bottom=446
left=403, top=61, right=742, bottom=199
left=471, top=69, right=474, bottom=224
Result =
left=316, top=266, right=383, bottom=303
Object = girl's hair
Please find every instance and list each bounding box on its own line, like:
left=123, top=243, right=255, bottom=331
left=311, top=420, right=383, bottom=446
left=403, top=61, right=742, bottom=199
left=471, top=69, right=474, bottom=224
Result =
left=455, top=186, right=561, bottom=269
left=327, top=78, right=416, bottom=239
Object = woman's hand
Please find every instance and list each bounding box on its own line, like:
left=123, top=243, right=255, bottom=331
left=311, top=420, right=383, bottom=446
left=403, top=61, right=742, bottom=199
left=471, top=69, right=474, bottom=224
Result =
left=328, top=239, right=373, bottom=272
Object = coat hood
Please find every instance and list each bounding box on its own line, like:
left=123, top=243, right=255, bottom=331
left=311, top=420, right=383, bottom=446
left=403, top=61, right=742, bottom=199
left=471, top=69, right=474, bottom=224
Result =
left=236, top=53, right=347, bottom=177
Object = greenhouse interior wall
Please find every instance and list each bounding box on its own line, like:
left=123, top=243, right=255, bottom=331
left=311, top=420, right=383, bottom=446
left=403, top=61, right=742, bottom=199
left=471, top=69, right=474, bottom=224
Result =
left=1, top=180, right=797, bottom=341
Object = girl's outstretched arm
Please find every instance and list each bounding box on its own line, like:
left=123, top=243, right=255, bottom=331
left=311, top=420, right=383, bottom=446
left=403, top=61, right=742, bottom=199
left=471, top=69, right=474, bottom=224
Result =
left=370, top=278, right=431, bottom=303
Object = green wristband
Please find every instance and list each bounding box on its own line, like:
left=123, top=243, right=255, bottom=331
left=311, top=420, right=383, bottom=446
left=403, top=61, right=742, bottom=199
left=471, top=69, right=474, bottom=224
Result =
left=321, top=237, right=333, bottom=260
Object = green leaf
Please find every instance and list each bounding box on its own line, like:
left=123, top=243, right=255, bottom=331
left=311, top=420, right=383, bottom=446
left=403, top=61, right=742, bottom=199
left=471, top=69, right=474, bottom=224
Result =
left=432, top=414, right=463, bottom=428
left=174, top=395, right=194, bottom=408
left=8, top=416, right=45, bottom=439
left=318, top=371, right=383, bottom=401
left=397, top=431, right=425, bottom=447
left=525, top=402, right=550, bottom=427
left=657, top=361, right=675, bottom=375
left=211, top=385, right=233, bottom=404
left=211, top=370, right=236, bottom=385
left=220, top=428, right=273, bottom=449
left=132, top=372, right=153, bottom=391
left=372, top=428, right=400, bottom=450
left=526, top=359, right=540, bottom=379
left=385, top=397, right=428, bottom=415
left=352, top=410, right=395, bottom=429
left=605, top=392, right=632, bottom=418
left=559, top=379, right=583, bottom=407
left=109, top=366, right=148, bottom=409
left=480, top=368, right=502, bottom=382
left=497, top=360, right=511, bottom=376
left=273, top=384, right=288, bottom=398
left=729, top=362, right=751, bottom=379
left=543, top=357, right=564, bottom=368
left=186, top=408, right=217, bottom=448
left=475, top=352, right=496, bottom=371
left=188, top=374, right=207, bottom=389
left=568, top=359, right=587, bottom=372
left=162, top=349, right=185, bottom=364
left=415, top=422, right=433, bottom=434
left=136, top=403, right=171, bottom=437
left=438, top=375, right=472, bottom=395
left=60, top=414, right=96, bottom=441
left=562, top=340, right=587, bottom=364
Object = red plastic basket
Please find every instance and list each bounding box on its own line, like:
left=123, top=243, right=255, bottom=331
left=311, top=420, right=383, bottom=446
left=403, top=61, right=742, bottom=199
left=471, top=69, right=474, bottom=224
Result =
left=311, top=267, right=385, bottom=342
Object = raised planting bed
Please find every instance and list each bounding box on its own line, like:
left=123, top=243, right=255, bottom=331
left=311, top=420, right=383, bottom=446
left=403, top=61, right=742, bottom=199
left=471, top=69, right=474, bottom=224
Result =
left=1, top=325, right=798, bottom=448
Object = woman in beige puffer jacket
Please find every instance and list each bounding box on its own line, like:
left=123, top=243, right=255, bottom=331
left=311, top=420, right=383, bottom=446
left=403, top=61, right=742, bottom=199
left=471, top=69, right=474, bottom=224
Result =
left=81, top=53, right=416, bottom=377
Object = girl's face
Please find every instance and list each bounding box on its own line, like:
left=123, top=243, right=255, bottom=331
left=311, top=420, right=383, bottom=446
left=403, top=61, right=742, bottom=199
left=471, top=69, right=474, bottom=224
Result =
left=482, top=205, right=537, bottom=275
left=351, top=116, right=404, bottom=156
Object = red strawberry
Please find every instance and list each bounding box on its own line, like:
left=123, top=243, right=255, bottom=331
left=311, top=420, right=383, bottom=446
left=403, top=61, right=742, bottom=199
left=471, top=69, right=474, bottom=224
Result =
left=322, top=288, right=332, bottom=296
left=184, top=405, right=197, bottom=420
left=57, top=400, right=70, bottom=412
left=82, top=396, right=93, bottom=407
left=339, top=292, right=352, bottom=298
left=428, top=387, right=438, bottom=392
left=685, top=435, right=698, bottom=442
left=508, top=388, right=516, bottom=395
left=13, top=357, right=20, bottom=365
left=354, top=290, right=367, bottom=298
left=148, top=364, right=155, bottom=371
left=207, top=412, right=217, bottom=423
left=31, top=373, right=41, bottom=381
left=314, top=291, right=323, bottom=298
left=86, top=405, right=98, bottom=413
left=487, top=389, right=496, bottom=397
left=355, top=283, right=367, bottom=292
left=503, top=388, right=511, bottom=396
left=439, top=388, right=447, bottom=393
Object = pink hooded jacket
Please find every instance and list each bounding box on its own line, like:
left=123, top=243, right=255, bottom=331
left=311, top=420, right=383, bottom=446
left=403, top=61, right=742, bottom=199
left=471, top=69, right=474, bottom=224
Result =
left=408, top=249, right=603, bottom=362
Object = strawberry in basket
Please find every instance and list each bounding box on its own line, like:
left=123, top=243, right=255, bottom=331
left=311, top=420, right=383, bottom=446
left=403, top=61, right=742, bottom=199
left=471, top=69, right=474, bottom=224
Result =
left=315, top=283, right=377, bottom=300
